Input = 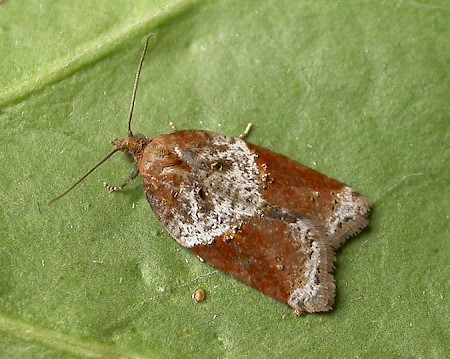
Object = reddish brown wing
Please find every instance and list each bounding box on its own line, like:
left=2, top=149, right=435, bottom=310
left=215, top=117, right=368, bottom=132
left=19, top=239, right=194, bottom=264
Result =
left=191, top=214, right=337, bottom=314
left=247, top=143, right=372, bottom=249
left=191, top=141, right=371, bottom=314
left=138, top=131, right=371, bottom=314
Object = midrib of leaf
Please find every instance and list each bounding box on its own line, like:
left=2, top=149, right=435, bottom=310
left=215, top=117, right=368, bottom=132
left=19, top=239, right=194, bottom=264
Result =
left=0, top=314, right=146, bottom=358
left=0, top=0, right=200, bottom=109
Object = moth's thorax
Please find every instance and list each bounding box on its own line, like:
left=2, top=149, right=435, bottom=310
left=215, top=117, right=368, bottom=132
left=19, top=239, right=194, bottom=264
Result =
left=138, top=130, right=227, bottom=185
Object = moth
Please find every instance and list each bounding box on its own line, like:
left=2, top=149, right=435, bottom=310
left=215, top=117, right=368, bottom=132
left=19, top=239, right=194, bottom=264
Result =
left=51, top=36, right=371, bottom=315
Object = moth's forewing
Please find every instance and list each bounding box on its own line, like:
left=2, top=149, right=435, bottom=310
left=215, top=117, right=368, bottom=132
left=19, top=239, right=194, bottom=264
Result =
left=139, top=130, right=371, bottom=314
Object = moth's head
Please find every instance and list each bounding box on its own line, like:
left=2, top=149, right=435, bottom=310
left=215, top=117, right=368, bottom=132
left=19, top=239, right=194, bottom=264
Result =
left=111, top=137, right=129, bottom=152
left=111, top=134, right=149, bottom=163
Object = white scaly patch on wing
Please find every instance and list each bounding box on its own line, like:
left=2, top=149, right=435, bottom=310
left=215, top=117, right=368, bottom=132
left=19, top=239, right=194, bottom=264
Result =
left=288, top=219, right=334, bottom=313
left=170, top=135, right=265, bottom=248
left=326, top=186, right=370, bottom=235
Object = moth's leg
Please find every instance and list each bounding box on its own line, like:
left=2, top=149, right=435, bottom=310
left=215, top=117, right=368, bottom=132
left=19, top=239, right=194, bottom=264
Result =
left=238, top=123, right=253, bottom=139
left=169, top=122, right=177, bottom=132
left=104, top=168, right=140, bottom=192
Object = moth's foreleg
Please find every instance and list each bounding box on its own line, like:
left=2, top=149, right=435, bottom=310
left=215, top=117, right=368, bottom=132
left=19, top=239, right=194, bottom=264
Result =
left=104, top=168, right=140, bottom=192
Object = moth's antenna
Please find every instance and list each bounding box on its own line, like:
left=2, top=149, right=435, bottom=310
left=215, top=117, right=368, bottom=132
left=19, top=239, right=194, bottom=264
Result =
left=127, top=35, right=155, bottom=137
left=49, top=149, right=119, bottom=204
left=49, top=35, right=155, bottom=205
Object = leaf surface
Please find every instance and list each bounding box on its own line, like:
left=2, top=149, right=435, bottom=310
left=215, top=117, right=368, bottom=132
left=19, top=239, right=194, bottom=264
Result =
left=1, top=0, right=449, bottom=357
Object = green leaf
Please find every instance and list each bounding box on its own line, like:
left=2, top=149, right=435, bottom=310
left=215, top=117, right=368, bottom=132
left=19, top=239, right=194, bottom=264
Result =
left=1, top=0, right=448, bottom=357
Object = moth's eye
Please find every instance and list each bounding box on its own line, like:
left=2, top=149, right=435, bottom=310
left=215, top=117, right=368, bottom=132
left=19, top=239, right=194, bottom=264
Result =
left=123, top=150, right=134, bottom=162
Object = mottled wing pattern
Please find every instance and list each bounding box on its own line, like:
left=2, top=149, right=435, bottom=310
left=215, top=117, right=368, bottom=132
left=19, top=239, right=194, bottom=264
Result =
left=140, top=130, right=371, bottom=314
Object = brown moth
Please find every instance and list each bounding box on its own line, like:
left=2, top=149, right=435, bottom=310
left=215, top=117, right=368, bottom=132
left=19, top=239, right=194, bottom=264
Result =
left=51, top=36, right=371, bottom=315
